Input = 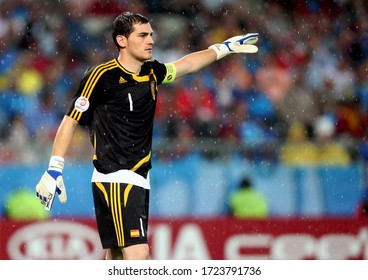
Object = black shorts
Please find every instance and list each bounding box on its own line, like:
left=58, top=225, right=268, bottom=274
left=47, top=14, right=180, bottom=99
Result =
left=92, top=182, right=149, bottom=249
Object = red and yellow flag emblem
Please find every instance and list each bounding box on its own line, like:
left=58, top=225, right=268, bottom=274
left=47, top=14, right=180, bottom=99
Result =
left=130, top=229, right=140, bottom=238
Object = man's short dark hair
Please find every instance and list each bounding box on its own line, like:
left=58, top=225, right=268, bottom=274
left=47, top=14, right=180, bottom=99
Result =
left=111, top=12, right=150, bottom=50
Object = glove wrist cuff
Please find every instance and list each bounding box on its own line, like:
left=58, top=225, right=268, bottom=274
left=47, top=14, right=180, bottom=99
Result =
left=209, top=44, right=229, bottom=60
left=49, top=156, right=64, bottom=172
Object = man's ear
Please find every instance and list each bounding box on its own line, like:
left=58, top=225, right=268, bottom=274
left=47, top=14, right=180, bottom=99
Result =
left=116, top=35, right=127, bottom=48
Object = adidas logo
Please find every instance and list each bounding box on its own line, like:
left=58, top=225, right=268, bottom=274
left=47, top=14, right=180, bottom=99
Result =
left=119, top=76, right=127, bottom=84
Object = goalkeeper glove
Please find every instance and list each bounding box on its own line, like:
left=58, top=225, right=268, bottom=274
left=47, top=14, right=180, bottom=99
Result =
left=35, top=156, right=67, bottom=211
left=209, top=33, right=259, bottom=60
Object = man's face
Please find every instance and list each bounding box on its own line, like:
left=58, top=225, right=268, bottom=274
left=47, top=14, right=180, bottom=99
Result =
left=125, top=23, right=154, bottom=62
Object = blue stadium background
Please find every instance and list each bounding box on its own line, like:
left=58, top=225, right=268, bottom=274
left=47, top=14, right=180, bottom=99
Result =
left=0, top=156, right=364, bottom=218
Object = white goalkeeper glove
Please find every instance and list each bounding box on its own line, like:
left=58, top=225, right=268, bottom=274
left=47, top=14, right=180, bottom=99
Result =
left=209, top=33, right=259, bottom=60
left=35, top=156, right=67, bottom=211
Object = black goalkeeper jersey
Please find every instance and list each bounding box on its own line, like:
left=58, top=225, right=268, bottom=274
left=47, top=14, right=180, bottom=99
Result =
left=66, top=58, right=167, bottom=176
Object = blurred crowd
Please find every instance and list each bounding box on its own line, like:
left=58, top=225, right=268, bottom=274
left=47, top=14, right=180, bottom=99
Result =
left=1, top=0, right=368, bottom=165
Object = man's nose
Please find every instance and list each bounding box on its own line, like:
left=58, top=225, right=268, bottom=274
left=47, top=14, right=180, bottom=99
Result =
left=148, top=35, right=154, bottom=45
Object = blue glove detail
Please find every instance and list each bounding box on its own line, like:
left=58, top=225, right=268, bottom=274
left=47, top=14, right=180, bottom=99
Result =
left=47, top=170, right=62, bottom=195
left=209, top=33, right=259, bottom=60
left=223, top=33, right=259, bottom=51
left=35, top=156, right=67, bottom=210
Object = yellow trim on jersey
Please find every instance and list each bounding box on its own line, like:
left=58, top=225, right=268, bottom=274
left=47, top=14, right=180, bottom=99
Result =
left=116, top=60, right=150, bottom=82
left=163, top=63, right=176, bottom=84
left=70, top=60, right=118, bottom=122
left=83, top=60, right=117, bottom=99
left=110, top=182, right=124, bottom=247
left=152, top=71, right=159, bottom=91
left=132, top=74, right=150, bottom=82
left=131, top=152, right=151, bottom=172
left=93, top=132, right=97, bottom=160
left=95, top=182, right=109, bottom=207
left=124, top=184, right=133, bottom=207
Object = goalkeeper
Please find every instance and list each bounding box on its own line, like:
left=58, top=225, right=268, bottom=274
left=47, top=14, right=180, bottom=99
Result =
left=35, top=11, right=258, bottom=260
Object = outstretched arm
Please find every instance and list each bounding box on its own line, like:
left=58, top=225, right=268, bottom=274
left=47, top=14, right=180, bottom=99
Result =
left=173, top=49, right=217, bottom=79
left=171, top=33, right=259, bottom=79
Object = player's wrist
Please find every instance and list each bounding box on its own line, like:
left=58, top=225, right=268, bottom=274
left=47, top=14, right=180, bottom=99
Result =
left=48, top=156, right=64, bottom=173
left=208, top=43, right=230, bottom=60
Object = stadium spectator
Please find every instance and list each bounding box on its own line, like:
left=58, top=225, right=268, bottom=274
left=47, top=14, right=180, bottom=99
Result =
left=313, top=115, right=352, bottom=166
left=229, top=177, right=269, bottom=219
left=277, top=67, right=319, bottom=133
left=279, top=122, right=319, bottom=167
left=255, top=52, right=292, bottom=105
left=5, top=188, right=50, bottom=221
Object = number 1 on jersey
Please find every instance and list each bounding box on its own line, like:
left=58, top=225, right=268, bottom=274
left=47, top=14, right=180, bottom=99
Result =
left=128, top=93, right=133, bottom=111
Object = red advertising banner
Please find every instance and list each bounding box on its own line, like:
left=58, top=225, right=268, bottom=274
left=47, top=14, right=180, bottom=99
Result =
left=1, top=217, right=367, bottom=260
